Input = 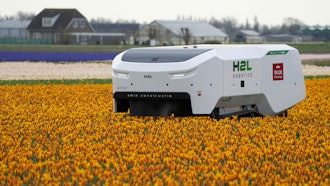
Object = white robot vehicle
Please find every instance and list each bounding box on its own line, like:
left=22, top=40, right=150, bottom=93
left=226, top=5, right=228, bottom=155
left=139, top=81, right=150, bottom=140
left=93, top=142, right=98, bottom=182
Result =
left=112, top=44, right=306, bottom=119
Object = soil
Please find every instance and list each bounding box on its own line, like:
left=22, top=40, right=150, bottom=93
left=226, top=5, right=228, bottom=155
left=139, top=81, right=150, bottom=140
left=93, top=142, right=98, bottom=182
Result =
left=0, top=62, right=112, bottom=80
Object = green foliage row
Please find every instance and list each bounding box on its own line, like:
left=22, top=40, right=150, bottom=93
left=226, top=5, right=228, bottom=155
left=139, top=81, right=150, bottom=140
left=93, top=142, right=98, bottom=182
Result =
left=304, top=75, right=330, bottom=80
left=0, top=44, right=136, bottom=53
left=302, top=59, right=330, bottom=67
left=288, top=43, right=330, bottom=54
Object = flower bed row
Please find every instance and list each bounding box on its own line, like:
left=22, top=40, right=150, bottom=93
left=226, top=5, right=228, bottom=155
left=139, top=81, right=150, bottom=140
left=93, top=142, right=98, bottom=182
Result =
left=0, top=51, right=117, bottom=62
left=0, top=79, right=329, bottom=185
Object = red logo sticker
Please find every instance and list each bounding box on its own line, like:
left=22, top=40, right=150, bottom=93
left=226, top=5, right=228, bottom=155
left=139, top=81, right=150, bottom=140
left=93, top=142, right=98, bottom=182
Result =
left=273, top=63, right=284, bottom=81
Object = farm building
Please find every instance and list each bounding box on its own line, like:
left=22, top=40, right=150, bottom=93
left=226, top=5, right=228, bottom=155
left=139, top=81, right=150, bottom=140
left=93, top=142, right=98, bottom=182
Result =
left=264, top=34, right=302, bottom=43
left=0, top=20, right=31, bottom=44
left=91, top=23, right=140, bottom=45
left=231, top=29, right=263, bottom=43
left=302, top=26, right=330, bottom=42
left=137, top=20, right=228, bottom=46
left=0, top=20, right=30, bottom=38
left=67, top=32, right=125, bottom=45
left=27, top=8, right=94, bottom=44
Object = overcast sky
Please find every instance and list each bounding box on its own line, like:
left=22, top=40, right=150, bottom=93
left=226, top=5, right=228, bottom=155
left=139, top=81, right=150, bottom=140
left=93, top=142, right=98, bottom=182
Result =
left=1, top=0, right=329, bottom=26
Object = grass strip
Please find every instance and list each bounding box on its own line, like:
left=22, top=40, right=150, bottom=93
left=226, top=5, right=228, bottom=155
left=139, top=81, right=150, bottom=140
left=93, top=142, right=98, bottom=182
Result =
left=304, top=75, right=330, bottom=80
left=301, top=59, right=330, bottom=67
left=288, top=43, right=330, bottom=54
left=0, top=44, right=138, bottom=53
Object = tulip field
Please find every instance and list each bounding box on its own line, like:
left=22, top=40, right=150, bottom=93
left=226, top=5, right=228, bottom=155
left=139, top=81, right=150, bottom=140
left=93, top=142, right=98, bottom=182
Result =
left=0, top=78, right=329, bottom=185
left=0, top=51, right=117, bottom=62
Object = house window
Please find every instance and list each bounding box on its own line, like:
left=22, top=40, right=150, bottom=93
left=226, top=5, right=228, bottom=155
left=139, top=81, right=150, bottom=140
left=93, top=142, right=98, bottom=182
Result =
left=72, top=20, right=78, bottom=28
left=54, top=33, right=61, bottom=42
left=45, top=32, right=52, bottom=39
left=79, top=20, right=85, bottom=28
left=81, top=35, right=87, bottom=42
left=42, top=18, right=52, bottom=27
left=33, top=33, right=41, bottom=39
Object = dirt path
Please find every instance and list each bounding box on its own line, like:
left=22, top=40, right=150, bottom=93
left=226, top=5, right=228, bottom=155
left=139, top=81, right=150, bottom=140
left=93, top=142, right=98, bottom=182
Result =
left=301, top=64, right=330, bottom=76
left=0, top=62, right=112, bottom=80
left=0, top=60, right=329, bottom=80
left=300, top=54, right=330, bottom=60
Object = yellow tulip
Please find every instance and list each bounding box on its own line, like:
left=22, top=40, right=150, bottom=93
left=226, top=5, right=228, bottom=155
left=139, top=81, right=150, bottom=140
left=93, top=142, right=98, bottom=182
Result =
left=0, top=79, right=329, bottom=185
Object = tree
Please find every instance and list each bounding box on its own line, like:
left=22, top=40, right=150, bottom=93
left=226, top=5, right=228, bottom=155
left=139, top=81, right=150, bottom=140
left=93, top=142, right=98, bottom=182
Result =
left=0, top=11, right=35, bottom=20
left=245, top=18, right=251, bottom=29
left=131, top=26, right=140, bottom=45
left=253, top=15, right=259, bottom=32
left=16, top=11, right=35, bottom=20
left=115, top=19, right=137, bottom=24
left=181, top=27, right=191, bottom=45
left=90, top=17, right=112, bottom=23
left=209, top=16, right=238, bottom=34
left=148, top=25, right=157, bottom=40
left=281, top=17, right=304, bottom=35
left=260, top=25, right=270, bottom=34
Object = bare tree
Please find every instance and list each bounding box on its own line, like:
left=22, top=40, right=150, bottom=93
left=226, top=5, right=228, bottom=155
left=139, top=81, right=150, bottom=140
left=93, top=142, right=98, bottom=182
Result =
left=148, top=26, right=157, bottom=39
left=0, top=11, right=35, bottom=20
left=281, top=17, right=304, bottom=34
left=16, top=11, right=35, bottom=20
left=90, top=17, right=112, bottom=23
left=181, top=27, right=191, bottom=45
left=253, top=15, right=259, bottom=32
left=131, top=26, right=140, bottom=45
left=245, top=18, right=251, bottom=29
left=209, top=16, right=238, bottom=34
left=115, top=19, right=137, bottom=24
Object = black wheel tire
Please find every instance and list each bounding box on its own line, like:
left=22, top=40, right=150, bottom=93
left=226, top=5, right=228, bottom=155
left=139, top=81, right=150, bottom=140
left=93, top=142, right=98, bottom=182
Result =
left=210, top=108, right=220, bottom=119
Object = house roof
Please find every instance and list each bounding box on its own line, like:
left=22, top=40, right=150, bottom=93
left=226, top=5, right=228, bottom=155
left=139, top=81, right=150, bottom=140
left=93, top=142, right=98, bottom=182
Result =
left=0, top=20, right=31, bottom=29
left=154, top=20, right=227, bottom=37
left=238, top=29, right=260, bottom=36
left=27, top=8, right=87, bottom=31
left=91, top=23, right=140, bottom=33
left=303, top=26, right=330, bottom=31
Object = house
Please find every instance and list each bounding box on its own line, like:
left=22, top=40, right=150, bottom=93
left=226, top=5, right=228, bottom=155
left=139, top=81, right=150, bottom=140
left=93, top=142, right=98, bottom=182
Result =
left=27, top=8, right=94, bottom=44
left=137, top=20, right=228, bottom=46
left=231, top=29, right=263, bottom=43
left=91, top=23, right=140, bottom=44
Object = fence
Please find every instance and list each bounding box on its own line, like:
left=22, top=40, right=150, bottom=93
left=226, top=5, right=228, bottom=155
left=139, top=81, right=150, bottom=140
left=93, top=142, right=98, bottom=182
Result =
left=0, top=38, right=53, bottom=45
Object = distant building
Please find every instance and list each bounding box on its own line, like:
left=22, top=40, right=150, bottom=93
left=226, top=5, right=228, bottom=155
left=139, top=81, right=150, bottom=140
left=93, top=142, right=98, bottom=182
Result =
left=302, top=26, right=330, bottom=42
left=137, top=20, right=228, bottom=46
left=91, top=23, right=140, bottom=44
left=0, top=20, right=30, bottom=38
left=0, top=20, right=33, bottom=44
left=264, top=34, right=302, bottom=43
left=231, top=29, right=263, bottom=43
left=27, top=8, right=94, bottom=44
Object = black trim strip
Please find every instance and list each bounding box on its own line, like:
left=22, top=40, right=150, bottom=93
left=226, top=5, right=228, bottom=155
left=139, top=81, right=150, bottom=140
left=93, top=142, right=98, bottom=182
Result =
left=121, top=48, right=211, bottom=63
left=114, top=92, right=190, bottom=100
